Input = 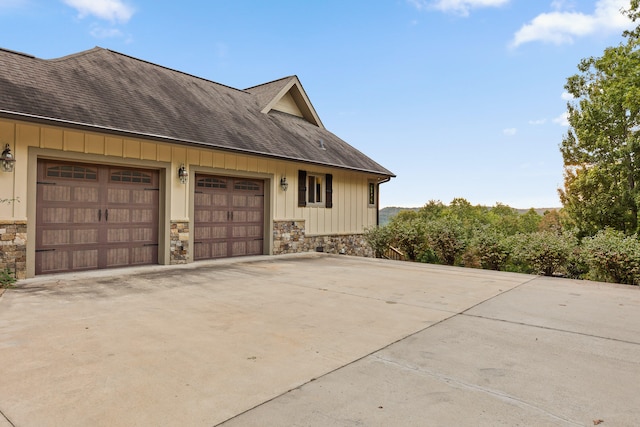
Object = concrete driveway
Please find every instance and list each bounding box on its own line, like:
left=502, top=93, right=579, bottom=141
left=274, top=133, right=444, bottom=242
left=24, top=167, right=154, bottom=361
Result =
left=1, top=254, right=639, bottom=426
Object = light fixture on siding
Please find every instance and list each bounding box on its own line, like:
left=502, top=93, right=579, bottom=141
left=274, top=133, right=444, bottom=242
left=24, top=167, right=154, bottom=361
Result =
left=280, top=176, right=288, bottom=191
left=1, top=144, right=15, bottom=173
left=178, top=164, right=188, bottom=184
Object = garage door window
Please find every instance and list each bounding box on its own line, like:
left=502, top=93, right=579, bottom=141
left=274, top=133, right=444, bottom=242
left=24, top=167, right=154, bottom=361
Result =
left=46, top=165, right=97, bottom=180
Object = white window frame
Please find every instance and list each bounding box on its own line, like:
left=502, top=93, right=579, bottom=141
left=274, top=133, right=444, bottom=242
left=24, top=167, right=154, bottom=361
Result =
left=368, top=181, right=377, bottom=207
left=307, top=173, right=324, bottom=206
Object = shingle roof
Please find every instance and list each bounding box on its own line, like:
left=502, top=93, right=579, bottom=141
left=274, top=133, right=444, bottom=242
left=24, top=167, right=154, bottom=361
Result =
left=0, top=47, right=393, bottom=176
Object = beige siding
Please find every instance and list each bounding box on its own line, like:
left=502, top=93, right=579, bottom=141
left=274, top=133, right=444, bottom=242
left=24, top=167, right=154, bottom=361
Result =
left=1, top=118, right=383, bottom=276
left=273, top=92, right=304, bottom=117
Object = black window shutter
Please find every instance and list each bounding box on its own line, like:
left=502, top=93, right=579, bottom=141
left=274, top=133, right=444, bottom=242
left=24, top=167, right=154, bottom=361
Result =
left=325, top=174, right=333, bottom=208
left=298, top=170, right=307, bottom=207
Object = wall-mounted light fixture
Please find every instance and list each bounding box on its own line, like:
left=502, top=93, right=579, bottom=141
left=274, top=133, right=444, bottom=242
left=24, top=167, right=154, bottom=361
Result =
left=1, top=144, right=15, bottom=173
left=280, top=176, right=288, bottom=191
left=178, top=164, right=188, bottom=184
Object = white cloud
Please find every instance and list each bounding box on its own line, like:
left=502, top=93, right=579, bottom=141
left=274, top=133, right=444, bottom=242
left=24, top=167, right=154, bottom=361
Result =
left=63, top=0, right=134, bottom=23
left=89, top=25, right=123, bottom=38
left=503, top=127, right=517, bottom=136
left=511, top=0, right=632, bottom=47
left=408, top=0, right=510, bottom=16
left=553, top=112, right=569, bottom=126
left=529, top=119, right=547, bottom=125
left=561, top=91, right=574, bottom=100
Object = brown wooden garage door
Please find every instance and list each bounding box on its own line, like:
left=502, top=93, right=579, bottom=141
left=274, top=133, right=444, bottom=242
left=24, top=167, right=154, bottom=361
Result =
left=36, top=160, right=159, bottom=275
left=194, top=174, right=264, bottom=260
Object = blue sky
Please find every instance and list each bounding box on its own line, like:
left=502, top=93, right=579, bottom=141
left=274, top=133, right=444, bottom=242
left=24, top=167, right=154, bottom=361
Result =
left=0, top=0, right=635, bottom=208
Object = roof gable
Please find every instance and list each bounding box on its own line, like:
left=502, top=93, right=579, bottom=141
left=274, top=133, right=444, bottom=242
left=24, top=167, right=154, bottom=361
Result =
left=246, top=76, right=324, bottom=129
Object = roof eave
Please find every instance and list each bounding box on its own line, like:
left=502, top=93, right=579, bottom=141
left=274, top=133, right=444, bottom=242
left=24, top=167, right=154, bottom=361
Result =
left=0, top=110, right=395, bottom=178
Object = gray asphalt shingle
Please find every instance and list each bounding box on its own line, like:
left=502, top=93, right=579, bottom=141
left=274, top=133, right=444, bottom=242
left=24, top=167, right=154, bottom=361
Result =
left=0, top=47, right=393, bottom=176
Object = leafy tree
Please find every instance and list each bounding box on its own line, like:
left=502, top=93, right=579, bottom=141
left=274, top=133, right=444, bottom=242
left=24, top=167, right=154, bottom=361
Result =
left=487, top=203, right=521, bottom=235
left=418, top=200, right=446, bottom=221
left=538, top=209, right=563, bottom=233
left=559, top=4, right=640, bottom=236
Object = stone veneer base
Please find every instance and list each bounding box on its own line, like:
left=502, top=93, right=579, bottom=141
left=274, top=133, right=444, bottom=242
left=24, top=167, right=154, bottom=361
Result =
left=272, top=220, right=373, bottom=258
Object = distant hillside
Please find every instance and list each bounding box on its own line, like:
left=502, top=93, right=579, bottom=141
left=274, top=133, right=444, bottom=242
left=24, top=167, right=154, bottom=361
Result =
left=379, top=207, right=421, bottom=225
left=379, top=206, right=561, bottom=226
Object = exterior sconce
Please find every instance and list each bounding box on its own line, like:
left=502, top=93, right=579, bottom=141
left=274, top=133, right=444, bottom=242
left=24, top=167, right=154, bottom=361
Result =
left=178, top=164, right=188, bottom=184
left=280, top=176, right=288, bottom=191
left=1, top=144, right=15, bottom=173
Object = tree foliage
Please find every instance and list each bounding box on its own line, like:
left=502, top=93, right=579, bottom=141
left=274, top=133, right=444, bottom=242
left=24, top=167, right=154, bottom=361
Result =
left=582, top=228, right=640, bottom=285
left=366, top=197, right=640, bottom=286
left=559, top=3, right=640, bottom=236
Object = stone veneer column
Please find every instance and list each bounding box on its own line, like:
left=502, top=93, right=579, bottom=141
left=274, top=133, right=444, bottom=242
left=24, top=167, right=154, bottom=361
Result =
left=273, top=220, right=306, bottom=255
left=0, top=220, right=27, bottom=280
left=170, top=221, right=190, bottom=264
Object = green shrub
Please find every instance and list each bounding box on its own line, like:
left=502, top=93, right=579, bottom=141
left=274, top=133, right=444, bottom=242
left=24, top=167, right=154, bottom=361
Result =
left=471, top=226, right=511, bottom=270
left=388, top=219, right=427, bottom=261
left=582, top=229, right=640, bottom=285
left=363, top=225, right=392, bottom=258
left=425, top=218, right=467, bottom=266
left=510, top=231, right=576, bottom=276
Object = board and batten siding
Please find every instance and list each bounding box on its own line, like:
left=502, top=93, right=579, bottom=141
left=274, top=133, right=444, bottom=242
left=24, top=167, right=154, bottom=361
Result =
left=0, top=119, right=380, bottom=276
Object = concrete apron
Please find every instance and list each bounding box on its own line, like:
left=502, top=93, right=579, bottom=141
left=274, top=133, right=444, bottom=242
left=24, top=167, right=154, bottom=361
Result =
left=0, top=255, right=564, bottom=426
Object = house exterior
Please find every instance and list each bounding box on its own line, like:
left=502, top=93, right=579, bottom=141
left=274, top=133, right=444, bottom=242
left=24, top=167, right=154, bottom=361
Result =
left=0, top=47, right=394, bottom=279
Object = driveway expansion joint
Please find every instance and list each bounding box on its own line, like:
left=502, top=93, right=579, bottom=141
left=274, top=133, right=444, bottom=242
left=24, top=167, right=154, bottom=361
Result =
left=461, top=313, right=640, bottom=346
left=370, top=354, right=584, bottom=426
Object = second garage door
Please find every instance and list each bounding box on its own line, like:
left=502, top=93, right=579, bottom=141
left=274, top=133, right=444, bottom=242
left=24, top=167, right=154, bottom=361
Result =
left=193, top=174, right=264, bottom=260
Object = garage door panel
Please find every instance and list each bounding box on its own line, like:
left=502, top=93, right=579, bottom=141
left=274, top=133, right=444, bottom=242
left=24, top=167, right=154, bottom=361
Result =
left=74, top=229, right=99, bottom=244
left=193, top=243, right=209, bottom=259
left=39, top=251, right=69, bottom=273
left=211, top=242, right=228, bottom=258
left=232, top=226, right=247, bottom=238
left=131, top=247, right=156, bottom=264
left=41, top=186, right=71, bottom=202
left=73, top=187, right=99, bottom=203
left=233, top=211, right=247, bottom=222
left=246, top=240, right=262, bottom=255
left=107, top=188, right=131, bottom=204
left=247, top=226, right=262, bottom=238
left=131, top=189, right=155, bottom=204
left=194, top=193, right=211, bottom=206
left=232, top=195, right=248, bottom=207
left=107, top=228, right=130, bottom=243
left=247, top=211, right=262, bottom=222
left=41, top=208, right=72, bottom=224
left=73, top=250, right=99, bottom=270
left=74, top=208, right=100, bottom=224
left=131, top=228, right=154, bottom=242
left=106, top=248, right=129, bottom=267
left=106, top=209, right=130, bottom=223
left=132, top=209, right=153, bottom=223
left=41, top=230, right=70, bottom=246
